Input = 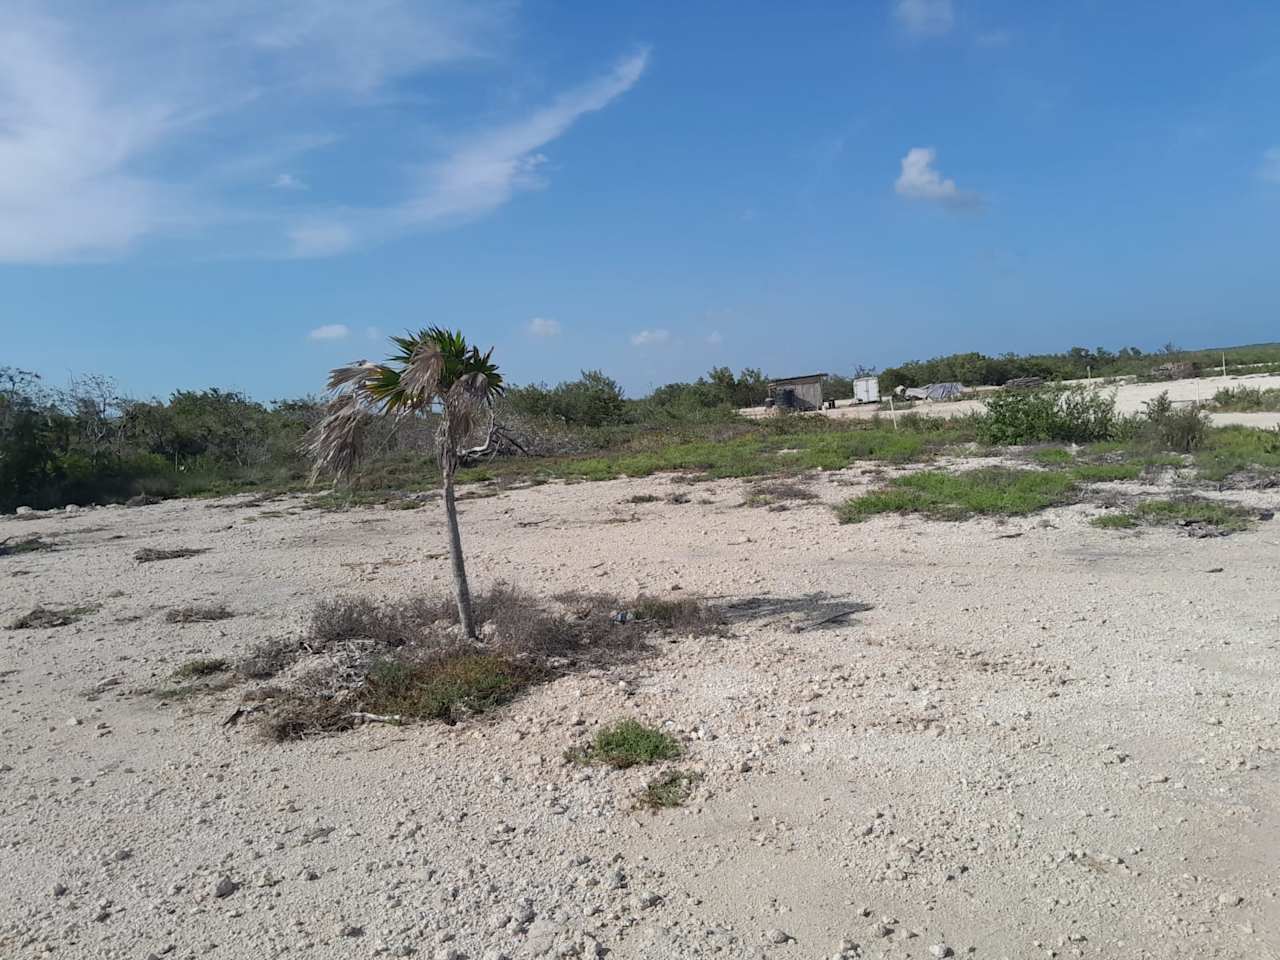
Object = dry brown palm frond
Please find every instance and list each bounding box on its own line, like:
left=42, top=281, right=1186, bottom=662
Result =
left=443, top=373, right=491, bottom=445
left=399, top=342, right=444, bottom=406
left=325, top=360, right=379, bottom=394
left=305, top=393, right=367, bottom=481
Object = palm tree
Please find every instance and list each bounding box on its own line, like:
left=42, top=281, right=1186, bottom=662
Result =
left=306, top=328, right=504, bottom=639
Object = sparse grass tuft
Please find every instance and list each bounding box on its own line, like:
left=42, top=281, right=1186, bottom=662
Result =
left=165, top=604, right=235, bottom=624
left=572, top=719, right=682, bottom=769
left=9, top=605, right=98, bottom=629
left=1090, top=513, right=1139, bottom=529
left=624, top=493, right=662, bottom=503
left=631, top=595, right=724, bottom=633
left=135, top=546, right=210, bottom=563
left=638, top=769, right=703, bottom=810
left=743, top=479, right=819, bottom=508
left=837, top=468, right=1076, bottom=523
left=173, top=657, right=230, bottom=679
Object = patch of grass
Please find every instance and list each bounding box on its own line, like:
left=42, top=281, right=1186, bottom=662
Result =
left=1090, top=513, right=1139, bottom=529
left=638, top=770, right=703, bottom=810
left=1211, top=385, right=1280, bottom=412
left=135, top=546, right=210, bottom=563
left=1195, top=426, right=1280, bottom=482
left=572, top=719, right=682, bottom=769
left=173, top=657, right=230, bottom=679
left=1131, top=498, right=1255, bottom=532
left=1070, top=462, right=1143, bottom=482
left=837, top=468, right=1077, bottom=523
left=164, top=604, right=235, bottom=624
left=624, top=493, right=662, bottom=503
left=9, top=605, right=98, bottom=629
left=363, top=654, right=534, bottom=723
left=0, top=535, right=55, bottom=557
left=1032, top=448, right=1074, bottom=465
left=1094, top=497, right=1259, bottom=534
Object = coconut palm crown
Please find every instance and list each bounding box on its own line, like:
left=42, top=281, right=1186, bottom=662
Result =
left=305, top=327, right=504, bottom=638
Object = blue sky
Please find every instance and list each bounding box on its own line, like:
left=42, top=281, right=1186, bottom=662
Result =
left=3, top=0, right=1279, bottom=401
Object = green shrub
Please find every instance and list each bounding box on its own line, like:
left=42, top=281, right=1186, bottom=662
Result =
left=573, top=719, right=682, bottom=768
left=978, top=388, right=1120, bottom=445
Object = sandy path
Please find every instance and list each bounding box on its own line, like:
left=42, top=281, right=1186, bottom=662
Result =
left=2, top=468, right=1278, bottom=959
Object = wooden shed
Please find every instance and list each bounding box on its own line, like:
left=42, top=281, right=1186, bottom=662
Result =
left=768, top=373, right=827, bottom=411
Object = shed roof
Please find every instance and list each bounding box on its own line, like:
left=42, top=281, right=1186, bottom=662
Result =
left=769, top=373, right=828, bottom=385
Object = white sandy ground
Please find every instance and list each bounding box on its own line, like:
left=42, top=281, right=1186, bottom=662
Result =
left=742, top=374, right=1280, bottom=430
left=2, top=464, right=1279, bottom=960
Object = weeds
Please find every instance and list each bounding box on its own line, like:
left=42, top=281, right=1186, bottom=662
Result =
left=571, top=719, right=682, bottom=768
left=0, top=535, right=54, bottom=557
left=1093, top=497, right=1259, bottom=534
left=1211, top=385, right=1280, bottom=412
left=638, top=770, right=703, bottom=810
left=165, top=604, right=235, bottom=624
left=173, top=657, right=230, bottom=679
left=238, top=586, right=721, bottom=741
left=135, top=546, right=210, bottom=563
left=9, top=605, right=98, bottom=629
left=743, top=479, right=819, bottom=508
left=838, top=468, right=1076, bottom=523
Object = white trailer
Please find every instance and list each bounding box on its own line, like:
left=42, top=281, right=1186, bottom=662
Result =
left=853, top=376, right=880, bottom=404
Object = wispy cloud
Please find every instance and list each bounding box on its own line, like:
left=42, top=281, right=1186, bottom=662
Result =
left=395, top=49, right=649, bottom=230
left=893, top=0, right=954, bottom=37
left=527, top=317, right=562, bottom=337
left=272, top=172, right=308, bottom=190
left=308, top=323, right=350, bottom=340
left=0, top=3, right=647, bottom=263
left=630, top=329, right=671, bottom=347
left=894, top=147, right=980, bottom=210
left=1260, top=147, right=1280, bottom=184
left=706, top=331, right=724, bottom=346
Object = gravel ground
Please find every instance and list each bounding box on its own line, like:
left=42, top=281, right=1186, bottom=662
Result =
left=2, top=464, right=1278, bottom=960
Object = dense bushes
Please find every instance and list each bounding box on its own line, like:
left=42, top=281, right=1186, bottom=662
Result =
left=977, top=387, right=1123, bottom=445
left=0, top=367, right=316, bottom=512
left=880, top=343, right=1280, bottom=391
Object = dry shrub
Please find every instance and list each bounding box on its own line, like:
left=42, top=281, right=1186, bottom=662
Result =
left=238, top=585, right=721, bottom=741
left=135, top=547, right=210, bottom=563
left=10, top=605, right=97, bottom=629
left=0, top=535, right=55, bottom=558
left=165, top=604, right=234, bottom=624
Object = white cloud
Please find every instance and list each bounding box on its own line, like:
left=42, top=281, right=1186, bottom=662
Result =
left=0, top=3, right=647, bottom=263
left=893, top=0, right=954, bottom=36
left=1260, top=147, right=1280, bottom=184
left=398, top=49, right=649, bottom=228
left=706, top=331, right=724, bottom=345
left=527, top=317, right=562, bottom=337
left=894, top=147, right=980, bottom=210
left=308, top=323, right=350, bottom=340
left=630, top=329, right=671, bottom=347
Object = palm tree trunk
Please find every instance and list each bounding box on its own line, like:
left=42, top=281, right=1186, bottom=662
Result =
left=440, top=458, right=477, bottom=640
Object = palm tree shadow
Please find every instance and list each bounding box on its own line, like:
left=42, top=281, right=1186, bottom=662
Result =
left=720, top=592, right=874, bottom=631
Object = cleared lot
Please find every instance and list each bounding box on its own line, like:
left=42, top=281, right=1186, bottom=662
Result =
left=1, top=465, right=1278, bottom=959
